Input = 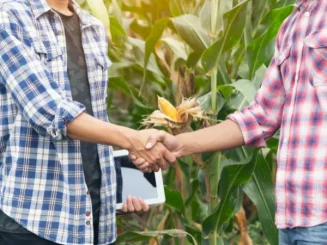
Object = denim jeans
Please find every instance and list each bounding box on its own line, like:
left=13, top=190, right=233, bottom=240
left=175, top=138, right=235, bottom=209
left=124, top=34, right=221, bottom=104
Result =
left=279, top=222, right=327, bottom=245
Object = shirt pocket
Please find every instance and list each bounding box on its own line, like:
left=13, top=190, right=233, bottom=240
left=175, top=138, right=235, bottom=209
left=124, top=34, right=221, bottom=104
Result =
left=30, top=38, right=66, bottom=94
left=304, top=30, right=327, bottom=87
left=90, top=53, right=112, bottom=119
left=276, top=44, right=292, bottom=91
left=31, top=38, right=63, bottom=62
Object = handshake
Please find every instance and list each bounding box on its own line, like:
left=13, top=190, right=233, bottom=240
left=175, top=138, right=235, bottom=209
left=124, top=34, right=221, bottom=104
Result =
left=126, top=129, right=183, bottom=173
left=125, top=119, right=244, bottom=172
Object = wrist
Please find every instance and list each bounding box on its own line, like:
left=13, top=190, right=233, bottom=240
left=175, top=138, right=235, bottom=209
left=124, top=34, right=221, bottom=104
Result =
left=114, top=125, right=136, bottom=150
left=175, top=134, right=190, bottom=157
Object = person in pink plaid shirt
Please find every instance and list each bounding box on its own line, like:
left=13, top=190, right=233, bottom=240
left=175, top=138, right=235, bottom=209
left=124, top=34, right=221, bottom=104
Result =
left=131, top=0, right=327, bottom=244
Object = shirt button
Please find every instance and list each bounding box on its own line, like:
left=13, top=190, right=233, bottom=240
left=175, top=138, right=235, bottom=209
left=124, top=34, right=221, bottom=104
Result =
left=86, top=190, right=90, bottom=195
left=304, top=12, right=310, bottom=17
left=57, top=30, right=63, bottom=36
left=86, top=211, right=91, bottom=217
left=86, top=220, right=91, bottom=225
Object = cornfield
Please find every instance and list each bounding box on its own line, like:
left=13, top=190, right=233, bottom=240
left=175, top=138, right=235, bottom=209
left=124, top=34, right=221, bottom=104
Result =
left=78, top=0, right=296, bottom=244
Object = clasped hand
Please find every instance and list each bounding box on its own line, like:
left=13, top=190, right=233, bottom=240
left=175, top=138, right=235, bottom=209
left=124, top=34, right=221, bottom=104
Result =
left=128, top=129, right=180, bottom=172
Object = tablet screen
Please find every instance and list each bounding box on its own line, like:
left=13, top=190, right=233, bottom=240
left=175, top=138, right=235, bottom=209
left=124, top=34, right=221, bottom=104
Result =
left=115, top=155, right=158, bottom=204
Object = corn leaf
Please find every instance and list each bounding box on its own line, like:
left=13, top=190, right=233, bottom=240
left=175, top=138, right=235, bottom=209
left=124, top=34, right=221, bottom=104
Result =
left=86, top=0, right=110, bottom=34
left=171, top=14, right=210, bottom=52
left=243, top=150, right=278, bottom=245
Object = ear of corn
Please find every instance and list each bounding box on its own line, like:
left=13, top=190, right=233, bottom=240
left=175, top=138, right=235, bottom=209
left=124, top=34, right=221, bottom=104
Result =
left=143, top=97, right=211, bottom=129
left=158, top=97, right=179, bottom=122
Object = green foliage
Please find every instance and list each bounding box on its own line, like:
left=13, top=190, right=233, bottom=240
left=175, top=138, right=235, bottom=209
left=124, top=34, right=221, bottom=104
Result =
left=243, top=150, right=278, bottom=245
left=83, top=0, right=297, bottom=244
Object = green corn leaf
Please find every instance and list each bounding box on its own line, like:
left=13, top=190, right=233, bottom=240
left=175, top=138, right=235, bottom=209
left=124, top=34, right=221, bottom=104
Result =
left=86, top=0, right=110, bottom=34
left=201, top=1, right=249, bottom=73
left=243, top=150, right=278, bottom=245
left=108, top=76, right=150, bottom=109
left=109, top=16, right=126, bottom=37
left=171, top=14, right=210, bottom=52
left=158, top=37, right=188, bottom=61
left=144, top=18, right=170, bottom=72
left=117, top=229, right=198, bottom=245
left=202, top=150, right=257, bottom=237
left=170, top=0, right=183, bottom=16
left=247, top=5, right=295, bottom=78
left=165, top=186, right=185, bottom=214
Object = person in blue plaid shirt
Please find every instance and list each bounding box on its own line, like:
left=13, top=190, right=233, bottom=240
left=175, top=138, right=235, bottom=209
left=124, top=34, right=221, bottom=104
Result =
left=0, top=0, right=176, bottom=244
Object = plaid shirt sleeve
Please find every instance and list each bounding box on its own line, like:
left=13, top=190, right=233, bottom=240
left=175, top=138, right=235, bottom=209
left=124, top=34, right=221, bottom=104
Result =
left=0, top=7, right=85, bottom=141
left=228, top=37, right=286, bottom=147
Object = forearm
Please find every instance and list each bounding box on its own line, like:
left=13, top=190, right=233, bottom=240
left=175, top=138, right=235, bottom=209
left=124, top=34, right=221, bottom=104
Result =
left=176, top=119, right=244, bottom=156
left=67, top=113, right=134, bottom=149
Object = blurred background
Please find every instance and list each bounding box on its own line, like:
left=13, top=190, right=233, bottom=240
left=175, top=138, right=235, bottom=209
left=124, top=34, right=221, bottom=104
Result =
left=77, top=0, right=296, bottom=244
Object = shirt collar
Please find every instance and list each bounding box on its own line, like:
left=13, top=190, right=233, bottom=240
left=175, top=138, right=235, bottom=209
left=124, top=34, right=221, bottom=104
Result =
left=296, top=0, right=315, bottom=4
left=29, top=0, right=51, bottom=19
left=70, top=0, right=103, bottom=28
left=30, top=0, right=102, bottom=28
left=295, top=0, right=315, bottom=10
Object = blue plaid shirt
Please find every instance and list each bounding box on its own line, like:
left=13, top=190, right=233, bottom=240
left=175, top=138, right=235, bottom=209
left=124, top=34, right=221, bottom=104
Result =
left=0, top=0, right=116, bottom=244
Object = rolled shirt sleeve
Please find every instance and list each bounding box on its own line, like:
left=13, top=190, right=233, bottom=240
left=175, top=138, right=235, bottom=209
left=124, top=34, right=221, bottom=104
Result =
left=0, top=8, right=85, bottom=141
left=227, top=57, right=286, bottom=147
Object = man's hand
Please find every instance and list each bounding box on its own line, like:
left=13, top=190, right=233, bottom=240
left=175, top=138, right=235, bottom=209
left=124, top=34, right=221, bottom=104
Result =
left=121, top=196, right=149, bottom=213
left=66, top=114, right=176, bottom=169
left=129, top=130, right=181, bottom=172
left=130, top=120, right=245, bottom=169
left=127, top=129, right=177, bottom=172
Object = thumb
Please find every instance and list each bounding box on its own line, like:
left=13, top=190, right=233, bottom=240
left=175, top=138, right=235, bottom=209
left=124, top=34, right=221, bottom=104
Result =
left=172, top=151, right=182, bottom=159
left=146, top=131, right=167, bottom=149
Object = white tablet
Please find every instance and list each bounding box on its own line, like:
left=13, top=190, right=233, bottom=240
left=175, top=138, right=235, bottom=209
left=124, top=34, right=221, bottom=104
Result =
left=114, top=150, right=166, bottom=211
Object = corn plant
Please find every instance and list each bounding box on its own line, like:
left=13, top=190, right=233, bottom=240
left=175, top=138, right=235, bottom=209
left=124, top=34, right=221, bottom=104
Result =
left=80, top=0, right=296, bottom=244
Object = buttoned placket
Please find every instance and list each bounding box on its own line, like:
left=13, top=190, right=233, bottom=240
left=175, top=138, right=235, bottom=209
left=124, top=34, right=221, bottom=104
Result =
left=281, top=6, right=312, bottom=159
left=51, top=10, right=70, bottom=96
left=283, top=5, right=312, bottom=225
left=49, top=10, right=94, bottom=244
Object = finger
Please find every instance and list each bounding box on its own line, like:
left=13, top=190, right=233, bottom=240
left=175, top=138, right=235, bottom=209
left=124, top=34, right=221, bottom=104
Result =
left=158, top=157, right=167, bottom=170
left=172, top=151, right=181, bottom=158
left=122, top=201, right=128, bottom=213
left=146, top=130, right=167, bottom=149
left=138, top=163, right=150, bottom=172
left=151, top=164, right=160, bottom=172
left=126, top=196, right=135, bottom=212
left=131, top=196, right=142, bottom=212
left=129, top=154, right=136, bottom=160
left=141, top=165, right=150, bottom=173
left=162, top=147, right=176, bottom=163
left=134, top=158, right=146, bottom=166
left=144, top=164, right=152, bottom=173
left=138, top=198, right=149, bottom=212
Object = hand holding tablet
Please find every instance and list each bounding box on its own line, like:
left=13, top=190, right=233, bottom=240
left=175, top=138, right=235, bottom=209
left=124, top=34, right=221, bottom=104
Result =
left=114, top=150, right=166, bottom=212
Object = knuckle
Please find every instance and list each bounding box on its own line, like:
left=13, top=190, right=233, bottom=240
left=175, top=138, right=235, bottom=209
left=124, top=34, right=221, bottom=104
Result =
left=159, top=130, right=165, bottom=136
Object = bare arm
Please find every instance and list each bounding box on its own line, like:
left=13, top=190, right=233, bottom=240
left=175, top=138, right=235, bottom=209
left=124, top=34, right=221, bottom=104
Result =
left=133, top=52, right=286, bottom=165
left=67, top=113, right=175, bottom=168
left=67, top=113, right=136, bottom=150
left=0, top=8, right=174, bottom=170
left=175, top=119, right=244, bottom=157
left=130, top=119, right=244, bottom=168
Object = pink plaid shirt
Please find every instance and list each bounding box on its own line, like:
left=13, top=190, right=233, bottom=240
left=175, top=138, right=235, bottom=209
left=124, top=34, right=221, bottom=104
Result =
left=228, top=0, right=327, bottom=229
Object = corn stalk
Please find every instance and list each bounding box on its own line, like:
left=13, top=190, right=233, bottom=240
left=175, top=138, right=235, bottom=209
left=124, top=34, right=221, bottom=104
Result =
left=207, top=0, right=223, bottom=244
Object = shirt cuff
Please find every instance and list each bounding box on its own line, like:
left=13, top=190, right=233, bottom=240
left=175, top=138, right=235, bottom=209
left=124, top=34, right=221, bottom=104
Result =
left=46, top=99, right=86, bottom=141
left=227, top=110, right=267, bottom=148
